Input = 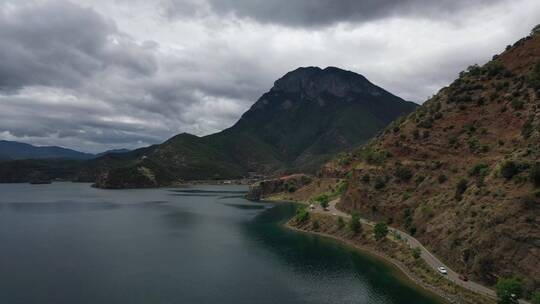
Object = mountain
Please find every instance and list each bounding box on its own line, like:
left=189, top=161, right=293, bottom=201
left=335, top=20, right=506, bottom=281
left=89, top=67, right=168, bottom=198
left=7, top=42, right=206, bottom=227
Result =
left=315, top=33, right=540, bottom=294
left=0, top=140, right=94, bottom=160
left=0, top=140, right=131, bottom=161
left=95, top=149, right=131, bottom=157
left=91, top=66, right=417, bottom=188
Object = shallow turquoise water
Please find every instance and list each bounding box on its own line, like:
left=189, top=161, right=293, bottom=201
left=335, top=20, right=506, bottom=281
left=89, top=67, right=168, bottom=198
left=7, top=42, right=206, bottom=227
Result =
left=0, top=182, right=441, bottom=304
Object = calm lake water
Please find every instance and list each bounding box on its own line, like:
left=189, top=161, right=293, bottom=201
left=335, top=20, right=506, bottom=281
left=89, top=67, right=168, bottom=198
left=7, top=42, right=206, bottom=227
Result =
left=0, top=183, right=441, bottom=304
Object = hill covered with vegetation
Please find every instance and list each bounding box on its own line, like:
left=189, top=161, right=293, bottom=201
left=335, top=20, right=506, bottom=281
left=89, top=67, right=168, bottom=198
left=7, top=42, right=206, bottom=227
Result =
left=89, top=67, right=417, bottom=188
left=313, top=32, right=540, bottom=296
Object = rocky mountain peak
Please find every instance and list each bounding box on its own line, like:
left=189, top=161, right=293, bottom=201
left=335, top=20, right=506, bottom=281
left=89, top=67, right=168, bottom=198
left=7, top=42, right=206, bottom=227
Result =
left=271, top=66, right=380, bottom=98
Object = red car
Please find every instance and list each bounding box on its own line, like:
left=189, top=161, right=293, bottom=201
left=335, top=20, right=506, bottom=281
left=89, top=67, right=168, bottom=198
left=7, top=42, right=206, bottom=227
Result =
left=459, top=274, right=469, bottom=281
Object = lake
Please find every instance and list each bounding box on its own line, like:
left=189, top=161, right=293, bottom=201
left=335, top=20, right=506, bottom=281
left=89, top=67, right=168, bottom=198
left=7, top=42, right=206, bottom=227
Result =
left=0, top=183, right=441, bottom=304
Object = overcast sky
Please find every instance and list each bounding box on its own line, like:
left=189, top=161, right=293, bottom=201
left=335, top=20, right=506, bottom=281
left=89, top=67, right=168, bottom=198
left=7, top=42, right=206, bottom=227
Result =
left=0, top=0, right=539, bottom=153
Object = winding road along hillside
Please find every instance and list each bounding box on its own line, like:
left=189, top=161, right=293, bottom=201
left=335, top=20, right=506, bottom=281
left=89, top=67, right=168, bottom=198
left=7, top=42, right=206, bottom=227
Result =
left=311, top=199, right=530, bottom=304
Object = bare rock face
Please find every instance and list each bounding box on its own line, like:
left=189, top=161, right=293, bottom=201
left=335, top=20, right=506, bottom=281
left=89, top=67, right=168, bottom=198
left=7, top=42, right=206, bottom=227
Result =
left=246, top=174, right=313, bottom=201
left=271, top=66, right=382, bottom=98
left=245, top=183, right=263, bottom=201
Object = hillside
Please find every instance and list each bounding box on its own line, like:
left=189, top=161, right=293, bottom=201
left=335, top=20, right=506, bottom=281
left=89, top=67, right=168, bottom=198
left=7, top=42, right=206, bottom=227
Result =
left=0, top=140, right=95, bottom=160
left=311, top=33, right=540, bottom=295
left=91, top=67, right=417, bottom=188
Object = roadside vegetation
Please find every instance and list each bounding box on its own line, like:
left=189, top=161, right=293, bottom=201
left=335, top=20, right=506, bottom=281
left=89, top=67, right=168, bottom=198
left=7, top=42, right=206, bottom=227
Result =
left=289, top=212, right=496, bottom=304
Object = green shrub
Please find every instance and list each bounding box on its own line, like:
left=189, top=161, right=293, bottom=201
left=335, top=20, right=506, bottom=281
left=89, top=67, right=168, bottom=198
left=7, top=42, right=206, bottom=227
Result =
left=295, top=207, right=309, bottom=223
left=394, top=166, right=413, bottom=182
left=501, top=161, right=519, bottom=180
left=349, top=212, right=362, bottom=234
left=337, top=180, right=349, bottom=194
left=301, top=175, right=313, bottom=185
left=455, top=178, right=469, bottom=200
left=469, top=163, right=490, bottom=177
left=312, top=220, right=320, bottom=230
left=528, top=62, right=540, bottom=89
left=495, top=278, right=522, bottom=304
left=314, top=194, right=330, bottom=205
left=374, top=222, right=389, bottom=241
left=467, top=64, right=482, bottom=76
left=468, top=138, right=480, bottom=152
left=320, top=200, right=329, bottom=209
left=361, top=174, right=370, bottom=183
left=438, top=175, right=448, bottom=183
left=532, top=291, right=540, bottom=304
left=431, top=160, right=442, bottom=169
left=286, top=183, right=297, bottom=193
left=530, top=163, right=540, bottom=187
left=411, top=247, right=422, bottom=260
left=522, top=119, right=534, bottom=138
left=337, top=216, right=345, bottom=229
left=360, top=146, right=387, bottom=165
left=374, top=177, right=386, bottom=189
left=402, top=191, right=411, bottom=200
left=511, top=99, right=525, bottom=110
left=485, top=61, right=505, bottom=77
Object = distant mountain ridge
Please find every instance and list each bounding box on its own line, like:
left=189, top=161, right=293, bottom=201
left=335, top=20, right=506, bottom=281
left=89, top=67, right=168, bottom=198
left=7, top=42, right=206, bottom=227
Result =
left=90, top=66, right=418, bottom=188
left=0, top=140, right=129, bottom=161
left=0, top=66, right=417, bottom=186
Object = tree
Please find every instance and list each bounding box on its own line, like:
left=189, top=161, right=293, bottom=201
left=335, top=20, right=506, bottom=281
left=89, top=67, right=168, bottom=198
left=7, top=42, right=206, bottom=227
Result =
left=532, top=24, right=540, bottom=35
left=374, top=177, right=386, bottom=189
left=530, top=163, right=540, bottom=187
left=500, top=161, right=519, bottom=180
left=438, top=175, right=448, bottom=184
left=455, top=178, right=469, bottom=200
left=394, top=166, right=413, bottom=181
left=532, top=292, right=540, bottom=304
left=374, top=222, right=389, bottom=241
left=495, top=278, right=522, bottom=304
left=349, top=212, right=361, bottom=234
left=294, top=207, right=309, bottom=223
left=411, top=247, right=422, bottom=260
left=315, top=194, right=330, bottom=206
left=337, top=216, right=345, bottom=229
left=320, top=200, right=329, bottom=209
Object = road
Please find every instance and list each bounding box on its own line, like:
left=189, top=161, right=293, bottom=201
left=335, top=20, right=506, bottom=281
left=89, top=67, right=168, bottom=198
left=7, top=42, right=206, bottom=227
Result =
left=311, top=199, right=530, bottom=304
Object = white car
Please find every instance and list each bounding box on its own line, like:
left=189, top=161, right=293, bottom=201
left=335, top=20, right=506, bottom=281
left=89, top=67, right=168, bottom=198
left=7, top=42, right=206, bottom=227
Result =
left=437, top=266, right=448, bottom=274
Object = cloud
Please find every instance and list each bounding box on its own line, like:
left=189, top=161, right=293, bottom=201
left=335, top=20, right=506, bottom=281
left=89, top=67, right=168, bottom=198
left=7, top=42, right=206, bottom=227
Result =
left=0, top=1, right=157, bottom=92
left=162, top=0, right=505, bottom=28
left=0, top=0, right=539, bottom=153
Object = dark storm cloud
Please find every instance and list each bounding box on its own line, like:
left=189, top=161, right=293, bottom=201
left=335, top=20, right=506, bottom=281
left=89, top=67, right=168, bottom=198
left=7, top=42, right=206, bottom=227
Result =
left=0, top=1, right=157, bottom=92
left=163, top=0, right=503, bottom=27
left=0, top=0, right=538, bottom=152
left=0, top=0, right=249, bottom=152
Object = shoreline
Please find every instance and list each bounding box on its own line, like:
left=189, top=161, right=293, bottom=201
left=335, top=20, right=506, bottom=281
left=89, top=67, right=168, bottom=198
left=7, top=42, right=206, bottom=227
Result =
left=263, top=194, right=496, bottom=304
left=286, top=222, right=454, bottom=304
